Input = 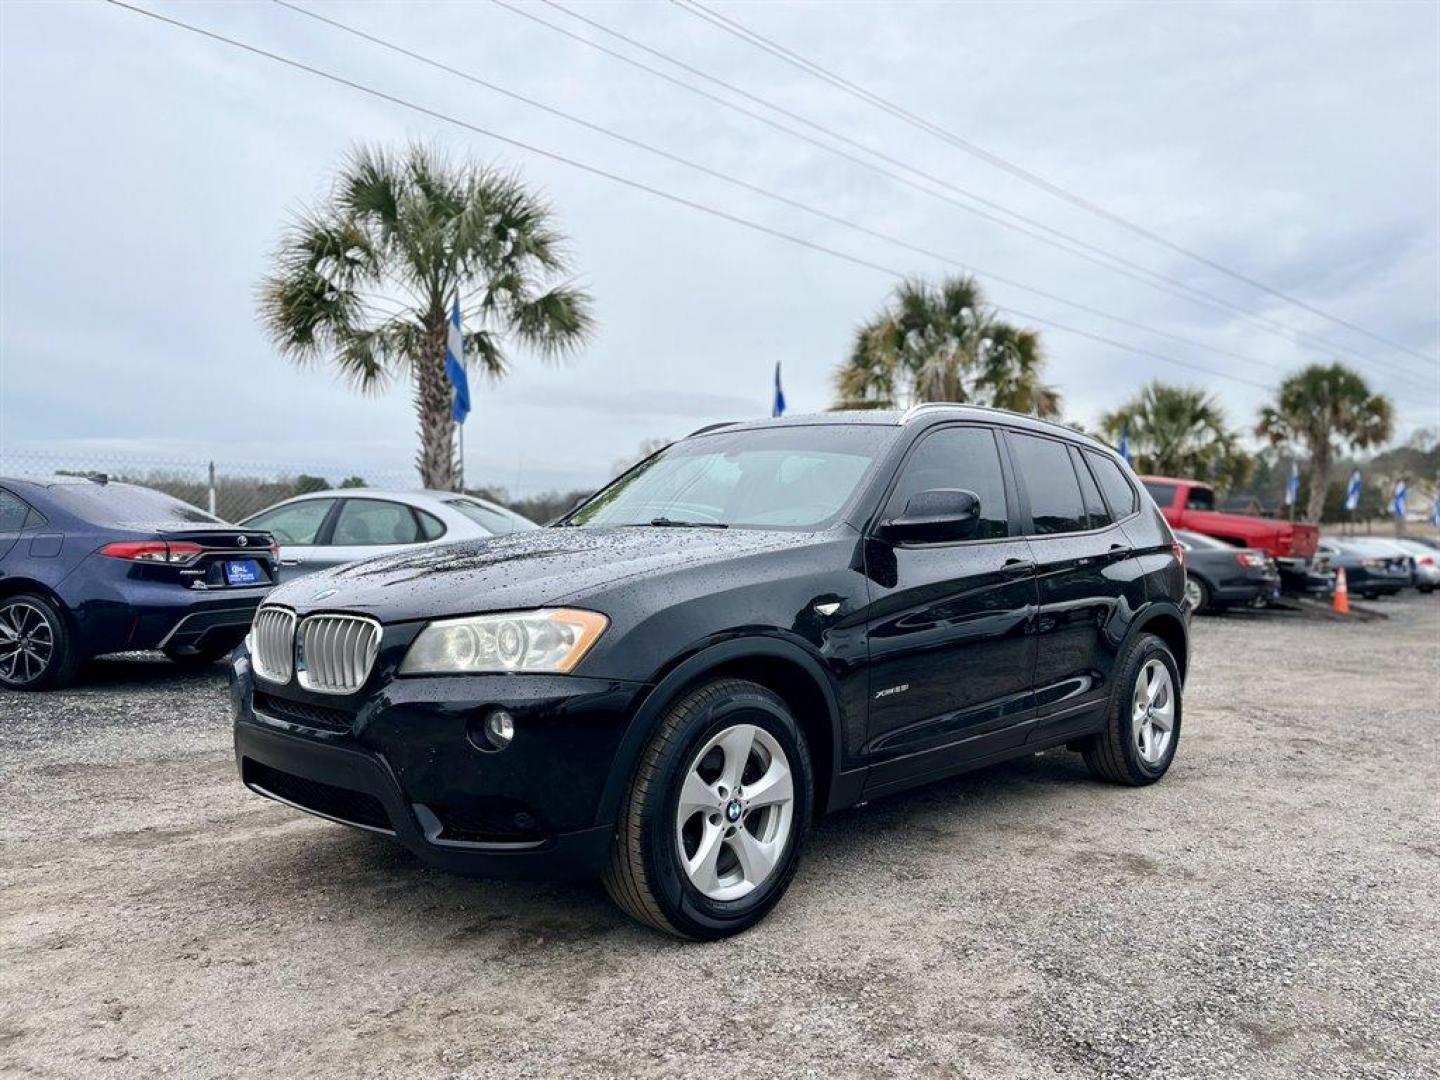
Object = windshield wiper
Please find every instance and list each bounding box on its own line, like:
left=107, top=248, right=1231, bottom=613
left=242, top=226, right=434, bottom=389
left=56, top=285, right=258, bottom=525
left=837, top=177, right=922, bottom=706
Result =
left=648, top=517, right=728, bottom=529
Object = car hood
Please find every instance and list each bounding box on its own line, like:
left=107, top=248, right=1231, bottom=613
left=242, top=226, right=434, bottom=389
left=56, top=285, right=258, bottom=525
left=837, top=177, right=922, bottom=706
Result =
left=263, top=525, right=829, bottom=622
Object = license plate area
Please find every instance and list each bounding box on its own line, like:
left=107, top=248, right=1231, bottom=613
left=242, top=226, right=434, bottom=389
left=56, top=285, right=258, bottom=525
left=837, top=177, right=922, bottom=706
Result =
left=224, top=559, right=264, bottom=587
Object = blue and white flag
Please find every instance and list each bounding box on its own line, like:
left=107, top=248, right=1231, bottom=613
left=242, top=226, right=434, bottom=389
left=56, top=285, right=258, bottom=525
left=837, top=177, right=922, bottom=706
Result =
left=772, top=361, right=786, bottom=418
left=1344, top=468, right=1362, bottom=512
left=445, top=298, right=470, bottom=425
left=1284, top=461, right=1300, bottom=507
left=1432, top=489, right=1440, bottom=528
left=1392, top=478, right=1407, bottom=521
left=1117, top=424, right=1131, bottom=465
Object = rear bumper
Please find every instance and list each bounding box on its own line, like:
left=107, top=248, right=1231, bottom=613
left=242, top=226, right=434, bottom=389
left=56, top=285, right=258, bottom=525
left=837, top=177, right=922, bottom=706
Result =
left=230, top=657, right=643, bottom=880
left=1209, top=575, right=1280, bottom=604
left=60, top=565, right=270, bottom=656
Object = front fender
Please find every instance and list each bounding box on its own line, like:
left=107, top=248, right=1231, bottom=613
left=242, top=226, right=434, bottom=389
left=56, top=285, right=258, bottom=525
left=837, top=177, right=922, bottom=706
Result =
left=591, top=634, right=847, bottom=828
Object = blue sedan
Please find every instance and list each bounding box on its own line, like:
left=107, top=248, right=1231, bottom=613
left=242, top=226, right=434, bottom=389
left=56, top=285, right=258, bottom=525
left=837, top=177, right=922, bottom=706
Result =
left=0, top=476, right=277, bottom=690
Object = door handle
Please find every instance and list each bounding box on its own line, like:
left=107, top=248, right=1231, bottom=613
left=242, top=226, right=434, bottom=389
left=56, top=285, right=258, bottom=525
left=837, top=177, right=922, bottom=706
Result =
left=1000, top=558, right=1036, bottom=578
left=1108, top=543, right=1133, bottom=557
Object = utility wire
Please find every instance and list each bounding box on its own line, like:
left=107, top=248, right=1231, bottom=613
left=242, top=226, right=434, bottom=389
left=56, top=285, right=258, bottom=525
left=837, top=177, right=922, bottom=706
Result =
left=523, top=1, right=1432, bottom=387
left=105, top=0, right=1282, bottom=396
left=272, top=0, right=1420, bottom=394
left=674, top=0, right=1438, bottom=368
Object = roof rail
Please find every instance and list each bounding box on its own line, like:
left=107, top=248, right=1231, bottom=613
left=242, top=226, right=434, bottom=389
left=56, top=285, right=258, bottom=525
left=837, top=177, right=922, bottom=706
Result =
left=899, top=401, right=1068, bottom=427
left=687, top=420, right=739, bottom=437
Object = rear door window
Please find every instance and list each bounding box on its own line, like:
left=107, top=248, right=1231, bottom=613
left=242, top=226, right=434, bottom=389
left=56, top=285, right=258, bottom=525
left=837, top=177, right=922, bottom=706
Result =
left=330, top=499, right=422, bottom=545
left=245, top=500, right=335, bottom=545
left=1070, top=448, right=1112, bottom=529
left=884, top=426, right=1010, bottom=540
left=1085, top=451, right=1138, bottom=518
left=1009, top=433, right=1086, bottom=535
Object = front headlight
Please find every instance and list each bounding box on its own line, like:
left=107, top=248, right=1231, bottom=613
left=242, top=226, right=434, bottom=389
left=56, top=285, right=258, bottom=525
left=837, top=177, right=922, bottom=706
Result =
left=398, top=608, right=609, bottom=675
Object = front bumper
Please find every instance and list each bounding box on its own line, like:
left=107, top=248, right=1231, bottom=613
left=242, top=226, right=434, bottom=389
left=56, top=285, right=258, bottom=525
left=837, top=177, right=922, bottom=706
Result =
left=230, top=656, right=644, bottom=879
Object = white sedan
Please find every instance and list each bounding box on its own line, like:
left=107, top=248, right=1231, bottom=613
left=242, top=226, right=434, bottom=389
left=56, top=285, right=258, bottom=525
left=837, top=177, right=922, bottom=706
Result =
left=240, top=489, right=537, bottom=583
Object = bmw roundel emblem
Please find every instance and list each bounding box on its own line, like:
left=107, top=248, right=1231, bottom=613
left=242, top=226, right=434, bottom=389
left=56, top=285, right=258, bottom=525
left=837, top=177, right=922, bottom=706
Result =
left=236, top=535, right=249, bottom=547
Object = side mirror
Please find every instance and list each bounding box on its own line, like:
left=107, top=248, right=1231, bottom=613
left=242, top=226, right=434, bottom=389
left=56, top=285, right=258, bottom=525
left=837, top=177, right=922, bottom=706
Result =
left=879, top=488, right=981, bottom=545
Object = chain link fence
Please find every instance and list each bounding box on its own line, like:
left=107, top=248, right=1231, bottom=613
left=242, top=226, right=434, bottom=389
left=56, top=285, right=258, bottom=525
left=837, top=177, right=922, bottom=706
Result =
left=0, top=450, right=418, bottom=523
left=0, top=449, right=594, bottom=525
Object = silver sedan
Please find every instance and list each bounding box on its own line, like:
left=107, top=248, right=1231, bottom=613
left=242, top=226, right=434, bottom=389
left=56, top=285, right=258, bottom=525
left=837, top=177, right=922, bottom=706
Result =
left=240, top=489, right=537, bottom=583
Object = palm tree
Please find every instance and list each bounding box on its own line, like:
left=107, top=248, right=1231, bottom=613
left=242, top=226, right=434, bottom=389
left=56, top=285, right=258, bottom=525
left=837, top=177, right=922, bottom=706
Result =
left=834, top=275, right=1061, bottom=417
left=1101, top=382, right=1251, bottom=488
left=1256, top=363, right=1394, bottom=523
left=259, top=143, right=594, bottom=490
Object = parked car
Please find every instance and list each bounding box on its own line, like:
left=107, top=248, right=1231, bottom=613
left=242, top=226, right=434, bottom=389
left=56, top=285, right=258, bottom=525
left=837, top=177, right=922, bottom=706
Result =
left=1173, top=529, right=1280, bottom=613
left=0, top=476, right=276, bottom=690
left=1358, top=537, right=1436, bottom=593
left=1389, top=538, right=1439, bottom=593
left=232, top=405, right=1189, bottom=938
left=240, top=489, right=537, bottom=583
left=1316, top=537, right=1412, bottom=599
left=1140, top=476, right=1321, bottom=593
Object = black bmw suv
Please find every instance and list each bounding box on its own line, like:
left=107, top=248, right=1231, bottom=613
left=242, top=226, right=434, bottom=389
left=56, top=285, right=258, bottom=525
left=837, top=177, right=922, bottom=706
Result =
left=232, top=406, right=1188, bottom=938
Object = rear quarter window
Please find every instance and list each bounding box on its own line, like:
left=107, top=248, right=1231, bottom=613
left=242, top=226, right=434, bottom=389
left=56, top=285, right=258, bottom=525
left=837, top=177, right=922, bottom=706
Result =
left=1008, top=432, right=1086, bottom=535
left=1141, top=481, right=1178, bottom=509
left=1085, top=451, right=1139, bottom=518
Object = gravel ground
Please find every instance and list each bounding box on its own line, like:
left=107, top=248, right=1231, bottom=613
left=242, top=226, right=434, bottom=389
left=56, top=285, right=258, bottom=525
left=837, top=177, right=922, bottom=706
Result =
left=2, top=594, right=1437, bottom=1079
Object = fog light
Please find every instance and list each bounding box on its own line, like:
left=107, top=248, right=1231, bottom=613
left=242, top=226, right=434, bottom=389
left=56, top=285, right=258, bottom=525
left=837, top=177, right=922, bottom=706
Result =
left=485, top=708, right=515, bottom=751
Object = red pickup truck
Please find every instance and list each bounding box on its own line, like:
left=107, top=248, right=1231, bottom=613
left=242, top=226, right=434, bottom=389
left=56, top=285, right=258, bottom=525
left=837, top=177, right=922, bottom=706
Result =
left=1139, top=475, right=1320, bottom=561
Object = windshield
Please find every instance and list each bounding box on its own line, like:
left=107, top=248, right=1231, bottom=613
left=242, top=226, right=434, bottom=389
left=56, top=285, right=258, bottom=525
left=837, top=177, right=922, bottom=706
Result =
left=566, top=424, right=896, bottom=529
left=50, top=482, right=222, bottom=525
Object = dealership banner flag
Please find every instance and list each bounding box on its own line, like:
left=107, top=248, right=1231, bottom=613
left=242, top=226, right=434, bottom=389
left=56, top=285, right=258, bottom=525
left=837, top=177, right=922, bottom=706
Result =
left=446, top=298, right=470, bottom=425
left=1117, top=424, right=1131, bottom=465
left=1284, top=461, right=1300, bottom=507
left=772, top=362, right=786, bottom=418
left=1392, top=479, right=1407, bottom=521
left=1344, top=469, right=1362, bottom=512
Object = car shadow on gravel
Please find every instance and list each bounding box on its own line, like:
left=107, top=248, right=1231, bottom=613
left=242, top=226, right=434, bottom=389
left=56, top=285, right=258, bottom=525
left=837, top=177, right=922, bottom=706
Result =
left=221, top=747, right=1098, bottom=948
left=66, top=654, right=227, bottom=692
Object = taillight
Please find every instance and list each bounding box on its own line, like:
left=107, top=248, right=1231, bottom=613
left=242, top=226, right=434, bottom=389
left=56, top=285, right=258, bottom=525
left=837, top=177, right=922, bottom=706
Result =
left=1236, top=552, right=1268, bottom=568
left=1171, top=539, right=1185, bottom=567
left=100, top=540, right=204, bottom=565
left=1420, top=556, right=1435, bottom=567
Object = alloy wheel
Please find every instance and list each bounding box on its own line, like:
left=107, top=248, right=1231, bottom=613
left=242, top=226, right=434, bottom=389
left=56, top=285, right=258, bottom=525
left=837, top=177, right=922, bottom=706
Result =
left=1133, top=658, right=1175, bottom=766
left=1184, top=576, right=1203, bottom=611
left=0, top=601, right=56, bottom=686
left=675, top=723, right=795, bottom=902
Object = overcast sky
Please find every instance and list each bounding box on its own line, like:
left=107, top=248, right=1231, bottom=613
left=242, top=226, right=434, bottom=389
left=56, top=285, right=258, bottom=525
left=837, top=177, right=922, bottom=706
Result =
left=2, top=0, right=1437, bottom=495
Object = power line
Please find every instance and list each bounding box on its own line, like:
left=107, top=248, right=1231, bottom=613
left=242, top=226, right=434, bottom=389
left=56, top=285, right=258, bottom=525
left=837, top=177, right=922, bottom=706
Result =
left=103, top=0, right=1281, bottom=398
left=674, top=0, right=1438, bottom=368
left=272, top=0, right=1419, bottom=395
left=521, top=2, right=1433, bottom=389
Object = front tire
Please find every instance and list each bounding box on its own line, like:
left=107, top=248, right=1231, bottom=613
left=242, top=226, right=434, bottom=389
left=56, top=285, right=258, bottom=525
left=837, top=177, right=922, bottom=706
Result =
left=1083, top=633, right=1182, bottom=786
left=603, top=678, right=813, bottom=939
left=0, top=593, right=80, bottom=691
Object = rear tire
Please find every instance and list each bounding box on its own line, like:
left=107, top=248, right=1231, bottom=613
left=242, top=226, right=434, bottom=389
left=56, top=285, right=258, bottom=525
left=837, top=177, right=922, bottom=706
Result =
left=1083, top=633, right=1181, bottom=786
left=602, top=678, right=813, bottom=940
left=0, top=593, right=80, bottom=691
left=1184, top=574, right=1211, bottom=614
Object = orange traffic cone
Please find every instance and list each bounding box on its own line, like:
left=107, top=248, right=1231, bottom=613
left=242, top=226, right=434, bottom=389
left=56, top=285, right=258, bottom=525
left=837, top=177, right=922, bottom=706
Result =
left=1333, top=566, right=1350, bottom=615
